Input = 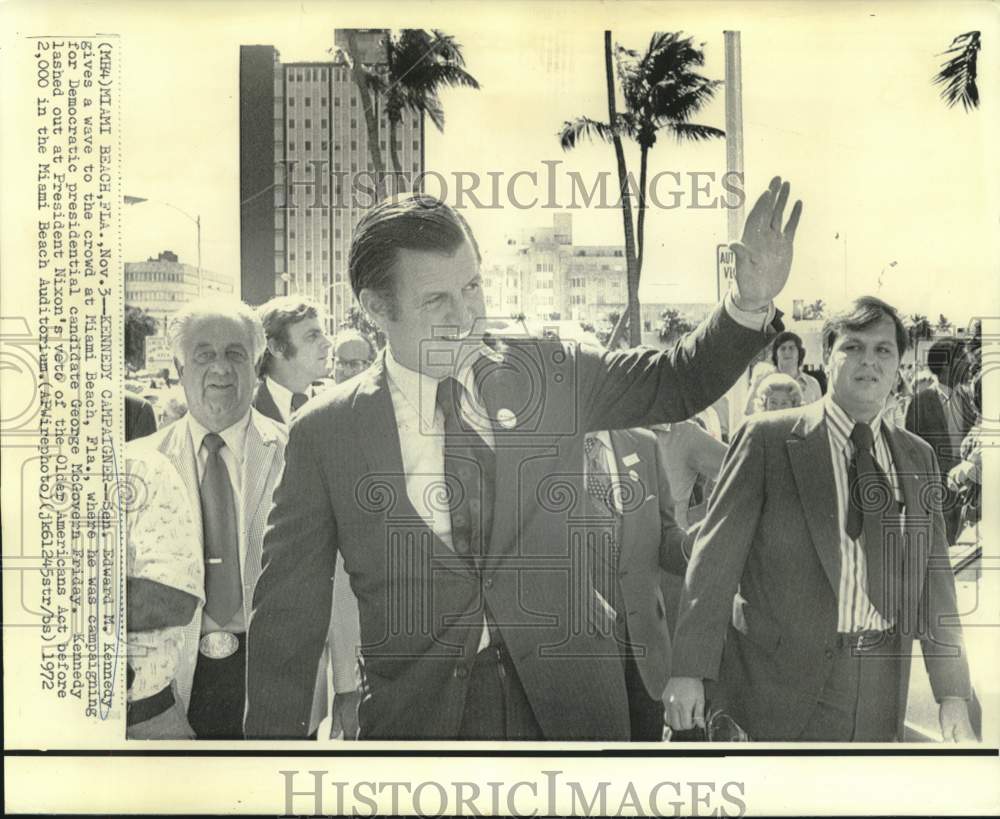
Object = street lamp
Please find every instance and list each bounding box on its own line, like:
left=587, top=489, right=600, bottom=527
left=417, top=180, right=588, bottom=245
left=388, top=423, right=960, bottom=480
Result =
left=124, top=195, right=202, bottom=297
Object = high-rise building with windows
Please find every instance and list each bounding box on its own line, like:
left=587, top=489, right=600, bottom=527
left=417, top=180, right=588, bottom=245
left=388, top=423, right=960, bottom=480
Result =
left=240, top=31, right=425, bottom=331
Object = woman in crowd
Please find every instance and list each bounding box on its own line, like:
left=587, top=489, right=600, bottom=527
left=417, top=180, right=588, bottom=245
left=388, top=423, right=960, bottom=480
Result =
left=751, top=372, right=804, bottom=413
left=770, top=330, right=823, bottom=405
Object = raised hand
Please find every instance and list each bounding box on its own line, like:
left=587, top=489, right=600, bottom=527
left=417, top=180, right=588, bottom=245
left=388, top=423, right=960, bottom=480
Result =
left=730, top=176, right=803, bottom=311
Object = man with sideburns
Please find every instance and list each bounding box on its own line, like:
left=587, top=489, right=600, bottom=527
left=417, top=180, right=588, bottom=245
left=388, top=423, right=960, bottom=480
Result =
left=247, top=178, right=803, bottom=740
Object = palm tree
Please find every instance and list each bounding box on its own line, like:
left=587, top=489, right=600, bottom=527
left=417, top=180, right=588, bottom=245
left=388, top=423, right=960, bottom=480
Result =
left=335, top=30, right=479, bottom=199
left=560, top=32, right=724, bottom=346
left=375, top=30, right=479, bottom=189
left=657, top=308, right=696, bottom=345
left=907, top=313, right=934, bottom=347
left=932, top=31, right=981, bottom=111
left=806, top=299, right=826, bottom=320
left=125, top=304, right=158, bottom=371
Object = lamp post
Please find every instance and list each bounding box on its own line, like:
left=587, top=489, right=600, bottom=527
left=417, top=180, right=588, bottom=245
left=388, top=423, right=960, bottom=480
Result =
left=124, top=195, right=202, bottom=298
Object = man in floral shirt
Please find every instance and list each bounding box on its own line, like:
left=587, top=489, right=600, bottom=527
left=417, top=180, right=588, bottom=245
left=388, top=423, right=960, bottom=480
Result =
left=125, top=447, right=203, bottom=739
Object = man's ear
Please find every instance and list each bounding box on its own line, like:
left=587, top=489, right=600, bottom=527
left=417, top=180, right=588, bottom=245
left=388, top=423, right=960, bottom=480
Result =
left=358, top=288, right=389, bottom=331
left=266, top=337, right=285, bottom=358
left=173, top=356, right=184, bottom=378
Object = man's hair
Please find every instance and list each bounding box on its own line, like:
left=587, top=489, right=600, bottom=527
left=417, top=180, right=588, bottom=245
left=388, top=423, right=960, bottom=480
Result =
left=924, top=337, right=964, bottom=387
left=256, top=297, right=322, bottom=376
left=349, top=194, right=481, bottom=319
left=168, top=298, right=266, bottom=368
left=332, top=329, right=374, bottom=358
left=770, top=330, right=806, bottom=367
left=821, top=296, right=908, bottom=361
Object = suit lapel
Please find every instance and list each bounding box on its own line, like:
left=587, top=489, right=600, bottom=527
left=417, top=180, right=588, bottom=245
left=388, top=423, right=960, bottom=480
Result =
left=253, top=380, right=283, bottom=425
left=608, top=429, right=645, bottom=569
left=883, top=422, right=922, bottom=518
left=242, top=409, right=279, bottom=539
left=473, top=347, right=537, bottom=565
left=787, top=403, right=842, bottom=595
left=352, top=354, right=475, bottom=579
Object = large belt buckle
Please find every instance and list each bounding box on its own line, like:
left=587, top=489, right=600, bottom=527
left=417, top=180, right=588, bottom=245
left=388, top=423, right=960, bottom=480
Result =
left=199, top=631, right=239, bottom=659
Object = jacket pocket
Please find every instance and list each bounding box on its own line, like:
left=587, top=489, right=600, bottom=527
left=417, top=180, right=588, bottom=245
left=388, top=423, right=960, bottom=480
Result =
left=731, top=592, right=782, bottom=654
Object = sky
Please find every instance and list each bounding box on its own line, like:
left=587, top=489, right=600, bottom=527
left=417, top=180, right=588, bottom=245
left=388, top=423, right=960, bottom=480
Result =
left=23, top=0, right=994, bottom=326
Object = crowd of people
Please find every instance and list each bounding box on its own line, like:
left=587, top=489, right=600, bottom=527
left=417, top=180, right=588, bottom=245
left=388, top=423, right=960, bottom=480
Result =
left=123, top=178, right=981, bottom=743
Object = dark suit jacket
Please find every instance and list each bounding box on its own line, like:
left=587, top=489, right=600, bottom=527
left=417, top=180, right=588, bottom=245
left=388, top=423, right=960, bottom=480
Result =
left=246, top=303, right=775, bottom=740
left=604, top=428, right=692, bottom=701
left=671, top=401, right=972, bottom=741
left=125, top=394, right=157, bottom=442
left=252, top=380, right=283, bottom=425
left=905, top=386, right=974, bottom=475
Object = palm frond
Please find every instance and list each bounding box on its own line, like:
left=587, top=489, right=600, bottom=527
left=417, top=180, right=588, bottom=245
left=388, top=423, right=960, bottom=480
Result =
left=933, top=31, right=981, bottom=111
left=559, top=116, right=615, bottom=150
left=665, top=122, right=726, bottom=142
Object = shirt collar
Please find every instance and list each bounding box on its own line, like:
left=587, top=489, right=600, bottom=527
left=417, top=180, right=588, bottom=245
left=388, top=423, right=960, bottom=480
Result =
left=187, top=408, right=252, bottom=463
left=265, top=376, right=294, bottom=422
left=824, top=393, right=886, bottom=454
left=384, top=343, right=490, bottom=428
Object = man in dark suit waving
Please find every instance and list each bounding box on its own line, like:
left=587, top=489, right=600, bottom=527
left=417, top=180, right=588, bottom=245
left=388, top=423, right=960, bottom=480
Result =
left=665, top=297, right=975, bottom=742
left=246, top=178, right=802, bottom=740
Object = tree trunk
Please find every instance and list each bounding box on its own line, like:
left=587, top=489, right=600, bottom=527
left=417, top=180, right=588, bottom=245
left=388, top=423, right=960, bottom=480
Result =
left=636, top=146, right=649, bottom=277
left=603, top=30, right=640, bottom=348
left=387, top=117, right=406, bottom=194
left=345, top=29, right=387, bottom=201
left=384, top=35, right=407, bottom=195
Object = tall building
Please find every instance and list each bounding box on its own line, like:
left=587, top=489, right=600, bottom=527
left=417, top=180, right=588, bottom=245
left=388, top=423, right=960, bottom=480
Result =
left=125, top=250, right=232, bottom=370
left=240, top=31, right=425, bottom=332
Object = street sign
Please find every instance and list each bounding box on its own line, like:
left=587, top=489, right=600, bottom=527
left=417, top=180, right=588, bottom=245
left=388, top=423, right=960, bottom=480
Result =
left=716, top=243, right=736, bottom=300
left=144, top=335, right=173, bottom=370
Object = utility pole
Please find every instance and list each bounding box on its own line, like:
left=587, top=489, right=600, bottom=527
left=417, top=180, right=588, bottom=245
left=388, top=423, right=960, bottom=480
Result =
left=724, top=31, right=750, bottom=437
left=724, top=31, right=746, bottom=244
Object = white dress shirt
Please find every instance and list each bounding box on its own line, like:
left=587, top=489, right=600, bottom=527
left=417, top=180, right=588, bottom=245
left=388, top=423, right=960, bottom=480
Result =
left=185, top=410, right=251, bottom=633
left=824, top=395, right=903, bottom=633
left=384, top=346, right=494, bottom=651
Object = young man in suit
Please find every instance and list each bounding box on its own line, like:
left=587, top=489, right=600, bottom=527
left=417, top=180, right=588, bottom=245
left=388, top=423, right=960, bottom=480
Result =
left=254, top=297, right=368, bottom=740
left=133, top=299, right=288, bottom=739
left=664, top=297, right=975, bottom=742
left=253, top=297, right=333, bottom=424
left=246, top=178, right=802, bottom=740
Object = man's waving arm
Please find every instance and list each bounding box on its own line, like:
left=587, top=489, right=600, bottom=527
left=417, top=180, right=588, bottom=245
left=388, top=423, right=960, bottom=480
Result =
left=578, top=178, right=802, bottom=433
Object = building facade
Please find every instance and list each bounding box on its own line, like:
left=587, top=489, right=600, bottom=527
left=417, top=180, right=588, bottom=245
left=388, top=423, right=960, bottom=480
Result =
left=125, top=250, right=233, bottom=370
left=483, top=213, right=628, bottom=325
left=240, top=31, right=425, bottom=332
left=125, top=250, right=232, bottom=330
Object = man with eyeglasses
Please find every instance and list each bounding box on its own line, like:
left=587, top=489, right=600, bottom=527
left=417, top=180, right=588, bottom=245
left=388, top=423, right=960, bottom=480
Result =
left=331, top=330, right=376, bottom=384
